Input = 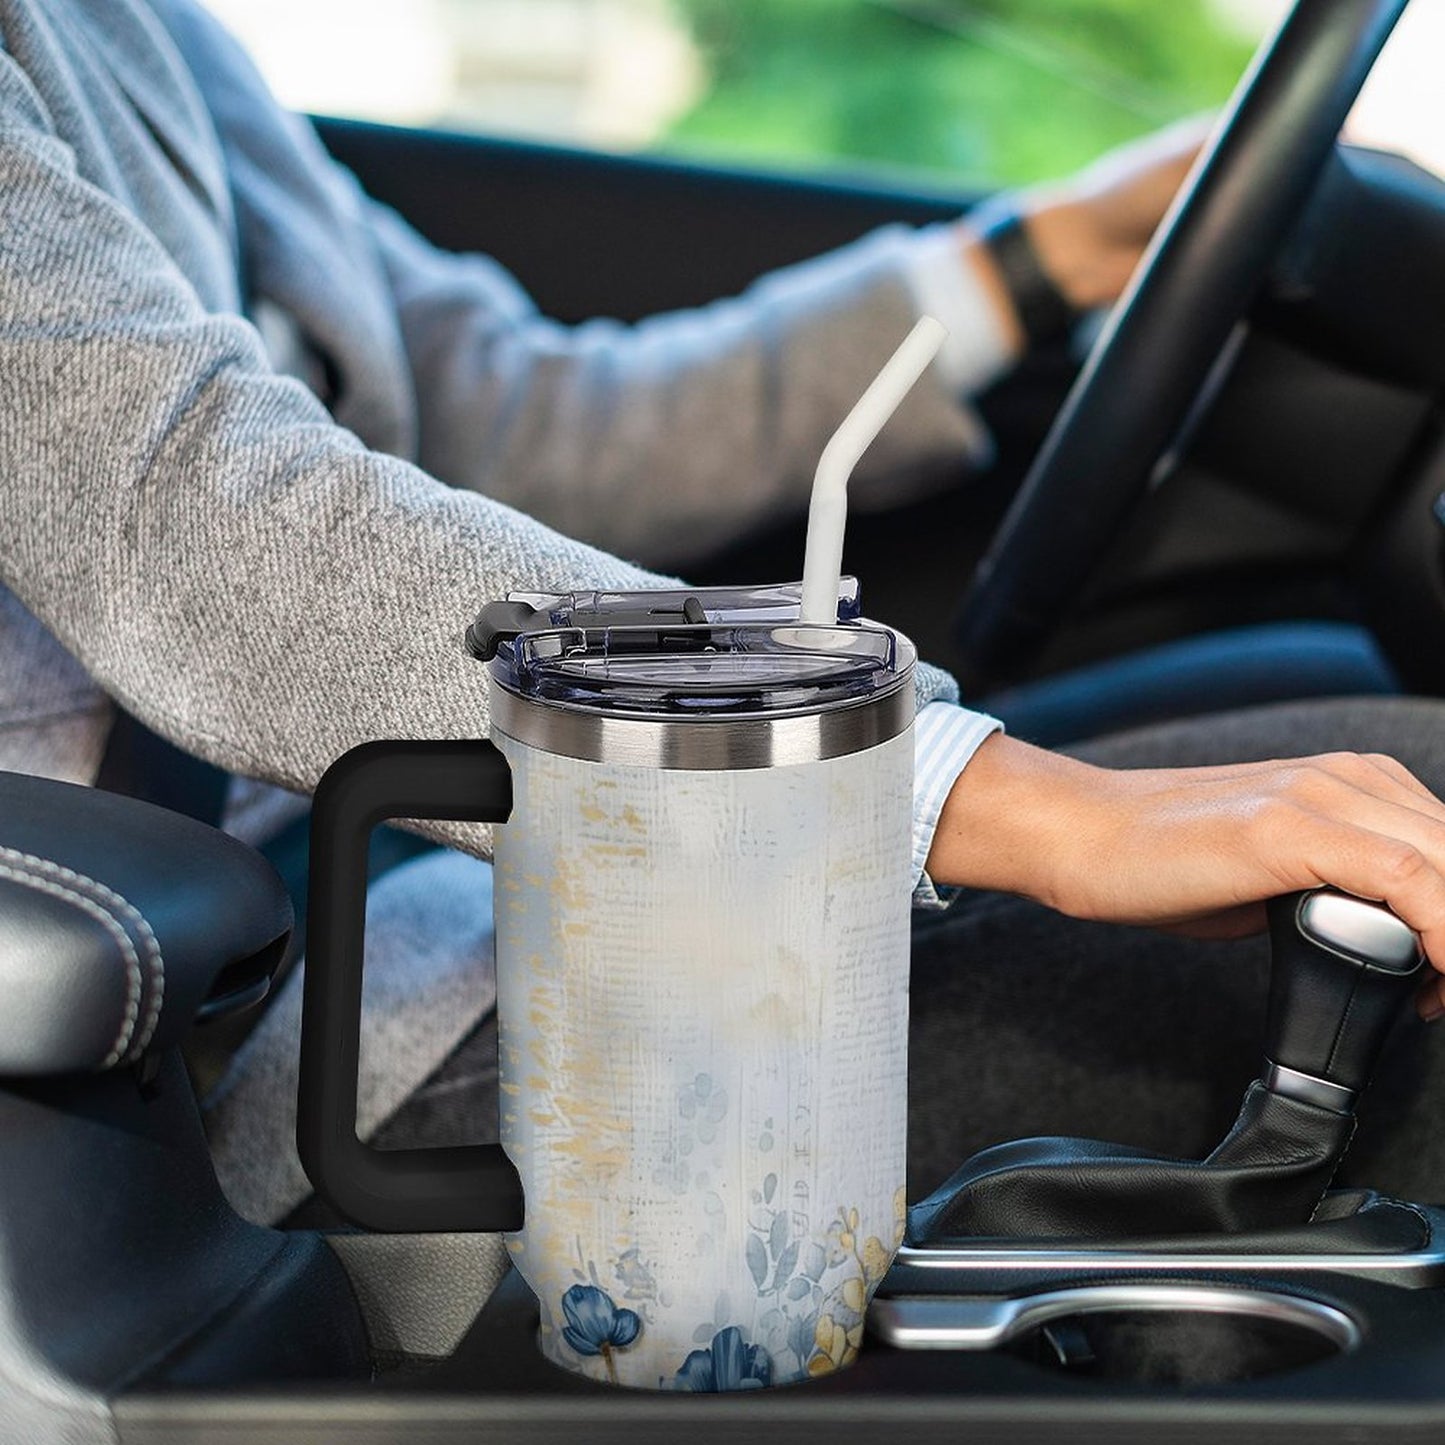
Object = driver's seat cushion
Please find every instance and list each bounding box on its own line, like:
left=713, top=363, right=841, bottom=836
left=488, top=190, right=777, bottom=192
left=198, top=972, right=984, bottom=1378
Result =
left=0, top=770, right=292, bottom=1076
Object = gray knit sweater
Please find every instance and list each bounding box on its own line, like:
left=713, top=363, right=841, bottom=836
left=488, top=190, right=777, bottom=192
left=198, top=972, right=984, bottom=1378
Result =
left=0, top=0, right=980, bottom=854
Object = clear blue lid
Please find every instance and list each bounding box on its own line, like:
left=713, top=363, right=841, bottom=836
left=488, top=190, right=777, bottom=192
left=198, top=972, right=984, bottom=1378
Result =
left=470, top=579, right=914, bottom=718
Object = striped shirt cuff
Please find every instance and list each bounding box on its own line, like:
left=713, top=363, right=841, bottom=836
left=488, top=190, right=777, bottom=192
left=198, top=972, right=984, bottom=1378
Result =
left=912, top=701, right=1004, bottom=910
left=901, top=222, right=1022, bottom=398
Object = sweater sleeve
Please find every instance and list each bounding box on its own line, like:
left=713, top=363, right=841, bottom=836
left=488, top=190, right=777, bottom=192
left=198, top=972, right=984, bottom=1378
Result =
left=364, top=199, right=997, bottom=570
left=0, top=65, right=666, bottom=857
left=0, top=54, right=997, bottom=879
left=140, top=0, right=1001, bottom=576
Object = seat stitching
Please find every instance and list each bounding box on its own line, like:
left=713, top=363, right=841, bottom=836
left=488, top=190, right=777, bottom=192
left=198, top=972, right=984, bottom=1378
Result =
left=0, top=846, right=166, bottom=1062
left=0, top=860, right=141, bottom=1067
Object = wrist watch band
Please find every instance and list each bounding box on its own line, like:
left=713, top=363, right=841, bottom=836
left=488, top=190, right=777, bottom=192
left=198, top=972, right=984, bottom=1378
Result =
left=978, top=211, right=1078, bottom=347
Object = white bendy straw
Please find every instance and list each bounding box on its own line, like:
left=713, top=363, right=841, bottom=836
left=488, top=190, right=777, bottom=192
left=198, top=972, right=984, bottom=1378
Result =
left=798, top=315, right=949, bottom=625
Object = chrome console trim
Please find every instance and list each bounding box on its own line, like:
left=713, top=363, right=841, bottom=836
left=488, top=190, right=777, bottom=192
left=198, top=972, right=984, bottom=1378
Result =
left=869, top=1283, right=1361, bottom=1352
left=889, top=1234, right=1445, bottom=1287
left=1263, top=1059, right=1358, bottom=1114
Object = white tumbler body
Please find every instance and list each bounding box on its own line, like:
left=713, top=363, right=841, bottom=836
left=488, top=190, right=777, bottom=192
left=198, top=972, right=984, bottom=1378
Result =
left=492, top=726, right=913, bottom=1391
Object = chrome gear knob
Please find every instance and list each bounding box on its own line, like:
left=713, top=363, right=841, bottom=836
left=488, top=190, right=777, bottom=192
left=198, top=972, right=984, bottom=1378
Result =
left=1263, top=888, right=1426, bottom=1114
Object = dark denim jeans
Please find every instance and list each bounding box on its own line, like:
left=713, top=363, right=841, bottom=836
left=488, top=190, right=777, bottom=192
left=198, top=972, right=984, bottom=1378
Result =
left=981, top=622, right=1398, bottom=747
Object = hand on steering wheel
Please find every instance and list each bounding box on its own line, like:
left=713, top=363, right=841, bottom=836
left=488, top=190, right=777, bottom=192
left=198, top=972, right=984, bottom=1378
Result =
left=951, top=120, right=1208, bottom=359
left=956, top=0, right=1409, bottom=689
left=1020, top=118, right=1212, bottom=315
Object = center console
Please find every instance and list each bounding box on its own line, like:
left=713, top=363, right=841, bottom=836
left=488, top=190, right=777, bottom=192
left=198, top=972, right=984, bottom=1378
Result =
left=8, top=773, right=1445, bottom=1443
left=114, top=888, right=1445, bottom=1443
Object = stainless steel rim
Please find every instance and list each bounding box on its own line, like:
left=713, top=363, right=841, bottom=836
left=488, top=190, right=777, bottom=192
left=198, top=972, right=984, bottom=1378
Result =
left=868, top=1282, right=1361, bottom=1352
left=488, top=673, right=914, bottom=768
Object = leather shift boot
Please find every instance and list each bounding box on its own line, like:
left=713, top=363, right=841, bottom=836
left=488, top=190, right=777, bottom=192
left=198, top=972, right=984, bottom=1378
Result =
left=909, top=1083, right=1357, bottom=1243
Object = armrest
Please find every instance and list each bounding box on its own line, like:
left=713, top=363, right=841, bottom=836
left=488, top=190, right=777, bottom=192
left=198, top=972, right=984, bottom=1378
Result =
left=0, top=770, right=292, bottom=1076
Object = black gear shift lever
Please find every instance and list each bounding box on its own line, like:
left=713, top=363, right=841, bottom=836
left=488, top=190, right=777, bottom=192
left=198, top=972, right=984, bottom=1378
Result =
left=1263, top=888, right=1426, bottom=1115
left=909, top=889, right=1427, bottom=1243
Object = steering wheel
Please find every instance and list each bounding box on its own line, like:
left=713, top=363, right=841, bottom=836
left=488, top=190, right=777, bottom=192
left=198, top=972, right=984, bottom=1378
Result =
left=955, top=0, right=1409, bottom=689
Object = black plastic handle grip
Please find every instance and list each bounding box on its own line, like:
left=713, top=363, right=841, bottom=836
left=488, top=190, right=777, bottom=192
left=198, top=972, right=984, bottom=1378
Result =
left=297, top=739, right=521, bottom=1232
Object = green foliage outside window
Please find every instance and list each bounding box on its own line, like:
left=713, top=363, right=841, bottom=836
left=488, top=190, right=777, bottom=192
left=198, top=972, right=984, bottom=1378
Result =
left=660, top=0, right=1258, bottom=186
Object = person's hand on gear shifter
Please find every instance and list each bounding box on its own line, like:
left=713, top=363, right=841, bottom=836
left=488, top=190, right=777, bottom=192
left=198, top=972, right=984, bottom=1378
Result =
left=926, top=734, right=1445, bottom=1020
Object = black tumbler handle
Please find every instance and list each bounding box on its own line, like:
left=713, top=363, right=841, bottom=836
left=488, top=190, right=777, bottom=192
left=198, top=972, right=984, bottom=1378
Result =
left=297, top=739, right=522, bottom=1232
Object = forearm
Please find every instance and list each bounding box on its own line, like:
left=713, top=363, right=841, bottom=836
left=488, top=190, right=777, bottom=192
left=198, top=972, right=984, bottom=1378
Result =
left=924, top=732, right=1087, bottom=909
left=923, top=728, right=1445, bottom=996
left=0, top=90, right=985, bottom=882
left=369, top=204, right=992, bottom=568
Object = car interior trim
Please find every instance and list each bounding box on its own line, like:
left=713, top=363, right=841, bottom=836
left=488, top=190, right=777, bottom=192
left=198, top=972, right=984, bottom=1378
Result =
left=892, top=1240, right=1445, bottom=1285
left=1262, top=1059, right=1359, bottom=1113
left=867, top=1282, right=1361, bottom=1352
left=1296, top=888, right=1423, bottom=971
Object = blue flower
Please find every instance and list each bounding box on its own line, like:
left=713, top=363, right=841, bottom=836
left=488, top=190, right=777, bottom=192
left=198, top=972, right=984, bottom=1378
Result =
left=560, top=1285, right=642, bottom=1360
left=674, top=1326, right=772, bottom=1392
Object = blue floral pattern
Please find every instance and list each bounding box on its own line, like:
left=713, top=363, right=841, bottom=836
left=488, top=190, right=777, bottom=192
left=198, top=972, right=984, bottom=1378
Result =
left=739, top=1171, right=906, bottom=1380
left=495, top=736, right=910, bottom=1391
left=560, top=1285, right=642, bottom=1383
left=673, top=1327, right=772, bottom=1392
